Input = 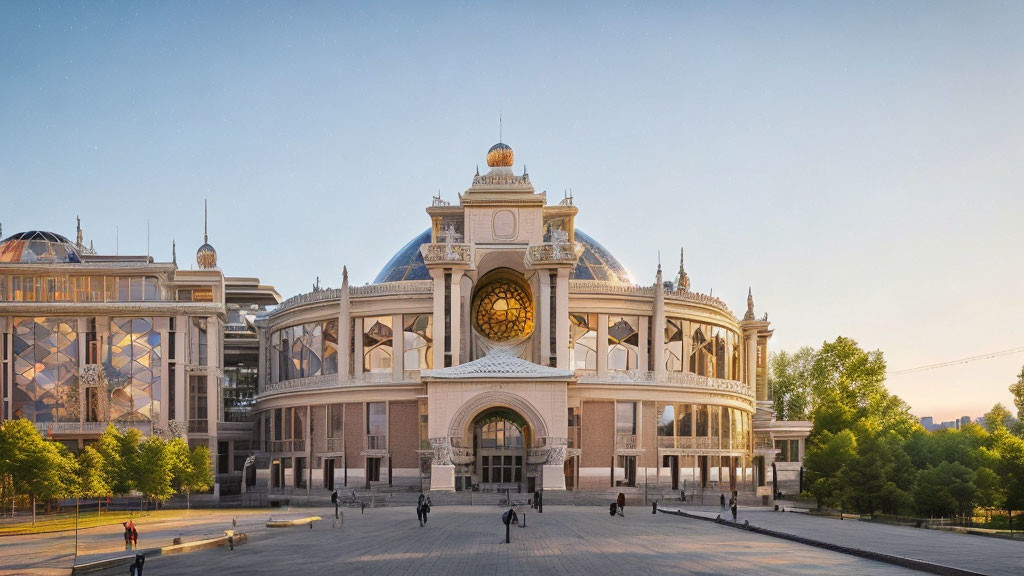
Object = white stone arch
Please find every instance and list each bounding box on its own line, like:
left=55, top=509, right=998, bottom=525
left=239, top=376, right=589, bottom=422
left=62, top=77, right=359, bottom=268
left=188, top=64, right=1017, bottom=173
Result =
left=446, top=390, right=550, bottom=444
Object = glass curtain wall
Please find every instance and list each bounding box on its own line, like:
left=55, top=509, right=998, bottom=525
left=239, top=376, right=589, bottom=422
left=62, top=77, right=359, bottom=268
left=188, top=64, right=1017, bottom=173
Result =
left=569, top=313, right=598, bottom=370
left=12, top=318, right=79, bottom=422
left=270, top=320, right=339, bottom=382
left=108, top=318, right=161, bottom=422
left=363, top=317, right=393, bottom=373
left=402, top=315, right=432, bottom=370
left=607, top=315, right=640, bottom=371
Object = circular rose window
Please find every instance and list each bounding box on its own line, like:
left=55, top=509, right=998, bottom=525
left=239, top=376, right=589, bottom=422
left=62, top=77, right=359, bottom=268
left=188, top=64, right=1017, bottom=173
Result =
left=472, top=273, right=534, bottom=342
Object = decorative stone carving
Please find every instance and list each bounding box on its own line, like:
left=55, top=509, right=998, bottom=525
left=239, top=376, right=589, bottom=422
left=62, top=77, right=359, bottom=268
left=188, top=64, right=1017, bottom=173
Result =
left=544, top=437, right=567, bottom=465
left=420, top=243, right=471, bottom=264
left=167, top=419, right=187, bottom=438
left=429, top=437, right=453, bottom=465
left=446, top=390, right=550, bottom=439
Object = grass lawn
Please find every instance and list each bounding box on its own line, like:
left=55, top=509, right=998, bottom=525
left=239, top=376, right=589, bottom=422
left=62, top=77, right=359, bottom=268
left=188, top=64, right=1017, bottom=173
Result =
left=0, top=507, right=265, bottom=536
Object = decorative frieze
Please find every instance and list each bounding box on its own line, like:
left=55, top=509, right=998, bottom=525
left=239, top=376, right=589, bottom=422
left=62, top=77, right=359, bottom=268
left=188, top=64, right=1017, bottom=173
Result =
left=420, top=243, right=471, bottom=264
left=524, top=242, right=583, bottom=267
left=429, top=437, right=453, bottom=465
left=575, top=369, right=753, bottom=398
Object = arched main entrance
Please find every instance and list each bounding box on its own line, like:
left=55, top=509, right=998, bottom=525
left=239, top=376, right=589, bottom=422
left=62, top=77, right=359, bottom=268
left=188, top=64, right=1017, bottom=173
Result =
left=466, top=407, right=529, bottom=492
left=446, top=391, right=550, bottom=493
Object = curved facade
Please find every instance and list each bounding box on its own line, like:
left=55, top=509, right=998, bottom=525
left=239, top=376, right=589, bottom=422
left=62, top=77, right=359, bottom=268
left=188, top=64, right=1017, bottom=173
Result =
left=252, top=140, right=810, bottom=496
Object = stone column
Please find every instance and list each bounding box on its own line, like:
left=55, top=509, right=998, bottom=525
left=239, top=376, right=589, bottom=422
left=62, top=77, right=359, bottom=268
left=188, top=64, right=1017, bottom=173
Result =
left=681, top=320, right=692, bottom=373
left=652, top=268, right=666, bottom=377
left=207, top=317, right=220, bottom=427
left=596, top=313, right=608, bottom=376
left=353, top=317, right=364, bottom=380
left=256, top=321, right=267, bottom=393
left=339, top=268, right=351, bottom=380
left=174, top=315, right=186, bottom=424
left=431, top=270, right=445, bottom=370
left=76, top=318, right=88, bottom=424
left=638, top=316, right=649, bottom=372
left=555, top=268, right=570, bottom=370
left=392, top=314, right=404, bottom=382
left=449, top=270, right=463, bottom=365
left=745, top=332, right=757, bottom=390
left=538, top=270, right=551, bottom=366
left=158, top=321, right=169, bottom=429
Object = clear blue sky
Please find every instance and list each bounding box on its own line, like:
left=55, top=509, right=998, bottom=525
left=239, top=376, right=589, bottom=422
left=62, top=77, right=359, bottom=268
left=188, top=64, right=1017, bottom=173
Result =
left=2, top=2, right=1022, bottom=421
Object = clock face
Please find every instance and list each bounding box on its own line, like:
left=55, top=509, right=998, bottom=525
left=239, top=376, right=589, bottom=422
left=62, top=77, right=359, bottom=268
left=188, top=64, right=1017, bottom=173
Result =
left=472, top=274, right=534, bottom=342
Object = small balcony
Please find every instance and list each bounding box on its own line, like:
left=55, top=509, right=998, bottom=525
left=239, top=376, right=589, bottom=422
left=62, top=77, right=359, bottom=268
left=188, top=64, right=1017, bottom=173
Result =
left=326, top=437, right=344, bottom=452
left=366, top=434, right=387, bottom=451
left=188, top=419, right=209, bottom=434
left=419, top=243, right=471, bottom=264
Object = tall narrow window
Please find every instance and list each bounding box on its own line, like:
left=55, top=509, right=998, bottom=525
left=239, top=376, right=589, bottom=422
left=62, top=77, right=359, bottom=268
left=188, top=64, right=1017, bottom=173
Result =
left=569, top=313, right=598, bottom=370
left=615, top=401, right=637, bottom=436
left=363, top=317, right=394, bottom=374
left=607, top=316, right=639, bottom=371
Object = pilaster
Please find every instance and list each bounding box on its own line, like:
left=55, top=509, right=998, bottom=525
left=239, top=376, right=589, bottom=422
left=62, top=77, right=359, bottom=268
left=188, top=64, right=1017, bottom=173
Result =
left=555, top=268, right=569, bottom=370
left=538, top=270, right=551, bottom=366
left=596, top=313, right=608, bottom=376
left=652, top=268, right=666, bottom=378
left=430, top=270, right=445, bottom=370
left=392, top=314, right=404, bottom=382
left=450, top=270, right=463, bottom=365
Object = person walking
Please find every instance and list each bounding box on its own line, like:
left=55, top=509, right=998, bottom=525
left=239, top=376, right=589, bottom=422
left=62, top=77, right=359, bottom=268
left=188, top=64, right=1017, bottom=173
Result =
left=417, top=493, right=427, bottom=527
left=123, top=521, right=133, bottom=550
left=730, top=493, right=738, bottom=522
left=331, top=488, right=339, bottom=519
left=720, top=493, right=726, bottom=514
left=423, top=496, right=432, bottom=524
left=616, top=492, right=626, bottom=517
left=131, top=525, right=139, bottom=549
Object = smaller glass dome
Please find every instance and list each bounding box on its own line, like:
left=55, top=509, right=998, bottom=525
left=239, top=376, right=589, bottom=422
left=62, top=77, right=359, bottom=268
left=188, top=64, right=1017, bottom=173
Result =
left=197, top=243, right=218, bottom=269
left=0, top=231, right=82, bottom=264
left=487, top=142, right=514, bottom=167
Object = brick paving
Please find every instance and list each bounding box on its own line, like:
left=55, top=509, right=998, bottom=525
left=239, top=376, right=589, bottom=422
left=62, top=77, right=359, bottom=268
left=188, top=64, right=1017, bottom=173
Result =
left=138, top=505, right=918, bottom=575
left=661, top=505, right=1024, bottom=576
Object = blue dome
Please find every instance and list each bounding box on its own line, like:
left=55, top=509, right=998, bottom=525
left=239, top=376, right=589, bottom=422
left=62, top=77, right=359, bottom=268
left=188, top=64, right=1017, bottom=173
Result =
left=372, top=228, right=631, bottom=284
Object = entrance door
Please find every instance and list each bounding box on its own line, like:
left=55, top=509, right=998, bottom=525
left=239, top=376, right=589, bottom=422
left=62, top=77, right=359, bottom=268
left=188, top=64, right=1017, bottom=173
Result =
left=294, top=457, right=306, bottom=489
left=698, top=455, right=709, bottom=488
left=271, top=461, right=281, bottom=489
left=324, top=458, right=335, bottom=491
left=618, top=455, right=637, bottom=487
left=564, top=457, right=577, bottom=490
left=664, top=455, right=679, bottom=491
left=368, top=455, right=385, bottom=485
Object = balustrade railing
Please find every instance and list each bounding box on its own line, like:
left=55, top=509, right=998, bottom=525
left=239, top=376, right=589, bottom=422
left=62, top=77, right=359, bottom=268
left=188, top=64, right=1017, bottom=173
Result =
left=420, top=243, right=471, bottom=264
left=366, top=435, right=387, bottom=451
left=655, top=436, right=750, bottom=452
left=187, top=419, right=208, bottom=434
left=574, top=369, right=753, bottom=397
left=615, top=433, right=637, bottom=450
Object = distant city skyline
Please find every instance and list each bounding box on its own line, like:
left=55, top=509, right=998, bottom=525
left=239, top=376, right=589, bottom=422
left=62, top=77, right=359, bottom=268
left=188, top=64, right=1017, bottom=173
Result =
left=2, top=2, right=1022, bottom=420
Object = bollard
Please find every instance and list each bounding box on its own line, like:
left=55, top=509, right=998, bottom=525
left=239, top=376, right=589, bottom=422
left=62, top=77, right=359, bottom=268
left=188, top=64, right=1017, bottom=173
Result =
left=538, top=490, right=542, bottom=514
left=652, top=500, right=657, bottom=514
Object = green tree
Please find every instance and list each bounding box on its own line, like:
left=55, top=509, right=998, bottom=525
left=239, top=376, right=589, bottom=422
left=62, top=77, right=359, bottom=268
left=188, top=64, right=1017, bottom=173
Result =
left=991, top=430, right=1024, bottom=527
left=76, top=446, right=111, bottom=500
left=804, top=429, right=857, bottom=510
left=136, top=437, right=174, bottom=507
left=0, top=419, right=77, bottom=523
left=168, top=439, right=212, bottom=508
left=914, top=461, right=975, bottom=520
left=769, top=347, right=816, bottom=420
left=94, top=425, right=129, bottom=495
left=981, top=403, right=1014, bottom=433
left=1010, top=364, right=1024, bottom=421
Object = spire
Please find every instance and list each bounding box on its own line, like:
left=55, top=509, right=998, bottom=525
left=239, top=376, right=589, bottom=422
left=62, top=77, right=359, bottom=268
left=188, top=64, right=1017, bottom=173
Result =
left=172, top=239, right=177, bottom=266
left=342, top=265, right=349, bottom=288
left=76, top=216, right=83, bottom=249
left=203, top=198, right=209, bottom=243
left=744, top=287, right=756, bottom=321
left=675, top=247, right=690, bottom=292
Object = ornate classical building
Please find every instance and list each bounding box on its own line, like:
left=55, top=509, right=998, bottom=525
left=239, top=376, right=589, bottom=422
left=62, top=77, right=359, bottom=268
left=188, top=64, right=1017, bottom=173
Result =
left=0, top=213, right=280, bottom=496
left=250, top=140, right=811, bottom=497
left=1, top=140, right=810, bottom=498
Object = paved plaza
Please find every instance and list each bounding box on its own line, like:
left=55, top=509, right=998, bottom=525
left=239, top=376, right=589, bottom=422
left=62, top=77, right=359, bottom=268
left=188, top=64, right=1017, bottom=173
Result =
left=662, top=505, right=1024, bottom=576
left=6, top=504, right=1024, bottom=575
left=90, top=506, right=918, bottom=576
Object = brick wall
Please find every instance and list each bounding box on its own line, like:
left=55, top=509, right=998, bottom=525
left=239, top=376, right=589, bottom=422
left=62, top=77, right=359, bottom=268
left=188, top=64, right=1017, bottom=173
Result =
left=388, top=401, right=419, bottom=468
left=641, top=401, right=657, bottom=468
left=344, top=403, right=364, bottom=473
left=581, top=400, right=614, bottom=467
left=311, top=405, right=327, bottom=454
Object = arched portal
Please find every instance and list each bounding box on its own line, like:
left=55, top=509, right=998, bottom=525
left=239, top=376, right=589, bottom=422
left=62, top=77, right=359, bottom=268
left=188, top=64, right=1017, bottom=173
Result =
left=446, top=391, right=550, bottom=492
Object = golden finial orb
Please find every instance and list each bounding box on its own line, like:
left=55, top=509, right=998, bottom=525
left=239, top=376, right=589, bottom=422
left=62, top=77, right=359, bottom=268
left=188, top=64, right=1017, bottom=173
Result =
left=486, top=142, right=514, bottom=168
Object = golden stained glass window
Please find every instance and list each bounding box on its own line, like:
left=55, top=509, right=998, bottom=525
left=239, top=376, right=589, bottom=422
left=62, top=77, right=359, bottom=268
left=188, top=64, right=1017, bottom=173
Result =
left=472, top=276, right=534, bottom=342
